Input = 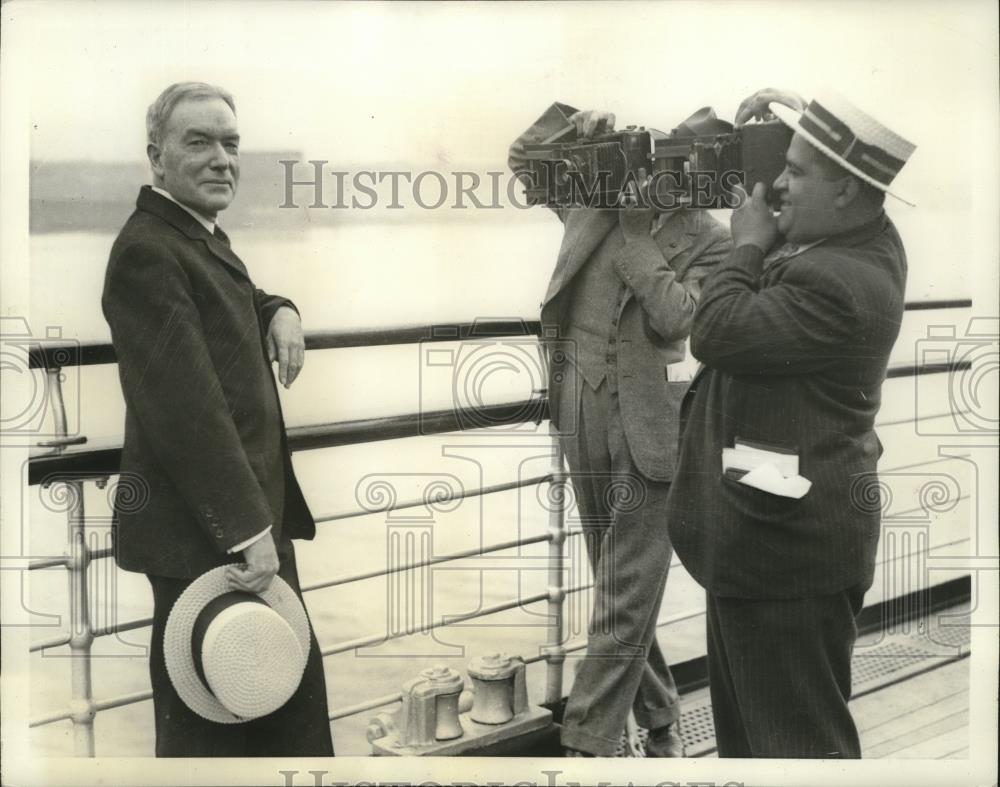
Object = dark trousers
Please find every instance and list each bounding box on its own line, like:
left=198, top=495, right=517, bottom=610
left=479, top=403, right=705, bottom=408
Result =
left=147, top=544, right=334, bottom=757
left=705, top=586, right=865, bottom=758
left=559, top=376, right=681, bottom=756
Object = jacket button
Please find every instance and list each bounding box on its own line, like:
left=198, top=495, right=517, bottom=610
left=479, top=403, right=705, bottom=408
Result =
left=214, top=529, right=224, bottom=538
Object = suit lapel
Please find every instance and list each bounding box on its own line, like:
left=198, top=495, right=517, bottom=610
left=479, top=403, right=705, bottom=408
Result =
left=203, top=233, right=252, bottom=281
left=543, top=208, right=618, bottom=305
left=135, top=186, right=253, bottom=284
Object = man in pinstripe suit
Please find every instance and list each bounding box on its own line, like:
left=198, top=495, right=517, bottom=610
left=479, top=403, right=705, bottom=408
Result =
left=667, top=88, right=915, bottom=757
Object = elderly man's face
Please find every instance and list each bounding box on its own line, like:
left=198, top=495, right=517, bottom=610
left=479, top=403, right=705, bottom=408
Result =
left=772, top=134, right=844, bottom=243
left=150, top=97, right=240, bottom=220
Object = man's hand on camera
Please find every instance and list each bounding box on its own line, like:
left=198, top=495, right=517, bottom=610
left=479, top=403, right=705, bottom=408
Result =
left=619, top=168, right=656, bottom=238
left=734, top=88, right=806, bottom=128
left=227, top=531, right=280, bottom=593
left=568, top=109, right=616, bottom=138
left=731, top=182, right=778, bottom=252
left=267, top=305, right=305, bottom=389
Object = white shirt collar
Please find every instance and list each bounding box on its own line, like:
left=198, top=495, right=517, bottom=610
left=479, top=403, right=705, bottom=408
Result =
left=150, top=186, right=217, bottom=235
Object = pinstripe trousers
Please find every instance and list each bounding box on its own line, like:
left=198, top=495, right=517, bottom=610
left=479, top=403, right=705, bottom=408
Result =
left=706, top=586, right=866, bottom=758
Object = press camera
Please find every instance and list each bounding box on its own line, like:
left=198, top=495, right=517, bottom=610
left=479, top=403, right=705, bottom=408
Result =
left=520, top=110, right=792, bottom=210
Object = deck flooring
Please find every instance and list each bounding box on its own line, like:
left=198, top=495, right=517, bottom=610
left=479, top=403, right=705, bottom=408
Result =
left=678, top=602, right=971, bottom=760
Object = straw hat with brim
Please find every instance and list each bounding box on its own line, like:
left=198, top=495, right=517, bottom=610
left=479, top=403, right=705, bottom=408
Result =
left=769, top=92, right=916, bottom=206
left=164, top=566, right=310, bottom=723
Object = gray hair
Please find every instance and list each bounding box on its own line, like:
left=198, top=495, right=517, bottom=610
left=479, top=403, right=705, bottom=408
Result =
left=146, top=82, right=236, bottom=147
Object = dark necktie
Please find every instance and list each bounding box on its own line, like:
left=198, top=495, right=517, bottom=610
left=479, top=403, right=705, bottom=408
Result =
left=213, top=225, right=231, bottom=247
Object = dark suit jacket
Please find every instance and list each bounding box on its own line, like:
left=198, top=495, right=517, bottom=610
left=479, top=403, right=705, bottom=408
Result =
left=102, top=186, right=315, bottom=579
left=509, top=103, right=732, bottom=482
left=666, top=213, right=907, bottom=598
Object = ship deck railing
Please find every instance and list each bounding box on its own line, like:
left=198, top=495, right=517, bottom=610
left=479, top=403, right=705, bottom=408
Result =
left=23, top=299, right=975, bottom=756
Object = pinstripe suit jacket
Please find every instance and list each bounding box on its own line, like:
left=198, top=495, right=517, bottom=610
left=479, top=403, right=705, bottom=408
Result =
left=666, top=213, right=907, bottom=598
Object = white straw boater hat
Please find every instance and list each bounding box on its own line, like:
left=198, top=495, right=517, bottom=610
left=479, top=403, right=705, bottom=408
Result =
left=769, top=91, right=916, bottom=206
left=164, top=566, right=310, bottom=723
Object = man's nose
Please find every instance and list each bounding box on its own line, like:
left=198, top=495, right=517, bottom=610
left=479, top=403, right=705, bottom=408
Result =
left=773, top=168, right=788, bottom=192
left=207, top=141, right=230, bottom=169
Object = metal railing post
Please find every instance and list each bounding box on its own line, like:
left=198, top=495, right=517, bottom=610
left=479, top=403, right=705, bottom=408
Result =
left=44, top=367, right=69, bottom=437
left=543, top=422, right=567, bottom=706
left=45, top=364, right=96, bottom=755
left=67, top=479, right=96, bottom=755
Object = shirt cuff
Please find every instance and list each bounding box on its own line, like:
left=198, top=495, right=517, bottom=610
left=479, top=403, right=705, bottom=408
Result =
left=228, top=525, right=272, bottom=554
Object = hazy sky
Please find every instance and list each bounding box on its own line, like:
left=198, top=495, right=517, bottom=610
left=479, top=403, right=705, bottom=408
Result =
left=10, top=0, right=997, bottom=207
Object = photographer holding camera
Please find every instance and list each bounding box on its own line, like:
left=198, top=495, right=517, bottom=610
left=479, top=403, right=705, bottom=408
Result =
left=666, top=88, right=916, bottom=757
left=510, top=103, right=732, bottom=757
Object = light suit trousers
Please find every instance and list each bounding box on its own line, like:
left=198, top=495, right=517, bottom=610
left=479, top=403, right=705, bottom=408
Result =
left=557, top=369, right=681, bottom=756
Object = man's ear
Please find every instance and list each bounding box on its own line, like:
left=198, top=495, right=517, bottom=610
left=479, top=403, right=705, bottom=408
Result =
left=147, top=143, right=165, bottom=183
left=833, top=176, right=861, bottom=209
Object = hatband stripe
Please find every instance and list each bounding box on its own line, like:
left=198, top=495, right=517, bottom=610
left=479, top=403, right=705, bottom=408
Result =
left=800, top=102, right=904, bottom=184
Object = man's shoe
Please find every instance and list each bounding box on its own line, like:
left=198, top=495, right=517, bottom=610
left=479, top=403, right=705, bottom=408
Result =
left=644, top=721, right=686, bottom=758
left=563, top=747, right=595, bottom=757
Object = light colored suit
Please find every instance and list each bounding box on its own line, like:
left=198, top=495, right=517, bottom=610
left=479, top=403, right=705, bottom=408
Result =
left=509, top=104, right=731, bottom=755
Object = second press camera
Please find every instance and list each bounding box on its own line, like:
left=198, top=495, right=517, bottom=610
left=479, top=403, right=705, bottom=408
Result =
left=520, top=107, right=792, bottom=210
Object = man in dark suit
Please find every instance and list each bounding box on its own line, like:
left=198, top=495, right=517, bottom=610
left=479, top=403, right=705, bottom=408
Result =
left=102, top=82, right=333, bottom=756
left=667, top=88, right=916, bottom=757
left=510, top=104, right=731, bottom=757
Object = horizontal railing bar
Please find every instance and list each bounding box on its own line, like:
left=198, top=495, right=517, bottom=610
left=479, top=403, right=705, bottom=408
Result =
left=29, top=633, right=72, bottom=653
left=25, top=355, right=969, bottom=485
left=36, top=537, right=972, bottom=727
left=887, top=360, right=971, bottom=379
left=880, top=454, right=970, bottom=474
left=25, top=346, right=972, bottom=489
left=301, top=533, right=552, bottom=593
left=28, top=399, right=548, bottom=485
left=305, top=321, right=542, bottom=352
left=42, top=530, right=580, bottom=649
left=876, top=537, right=971, bottom=568
left=329, top=692, right=404, bottom=722
left=877, top=410, right=969, bottom=428
left=28, top=708, right=73, bottom=728
left=30, top=690, right=156, bottom=729
left=320, top=583, right=591, bottom=658
left=902, top=299, right=972, bottom=311
left=522, top=606, right=709, bottom=666
left=27, top=556, right=69, bottom=570
left=886, top=494, right=969, bottom=521
left=28, top=320, right=543, bottom=369
left=93, top=689, right=153, bottom=713
left=287, top=399, right=546, bottom=453
left=316, top=474, right=553, bottom=524
left=41, top=515, right=968, bottom=654
left=25, top=301, right=970, bottom=370
left=92, top=617, right=154, bottom=639
left=30, top=615, right=155, bottom=652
